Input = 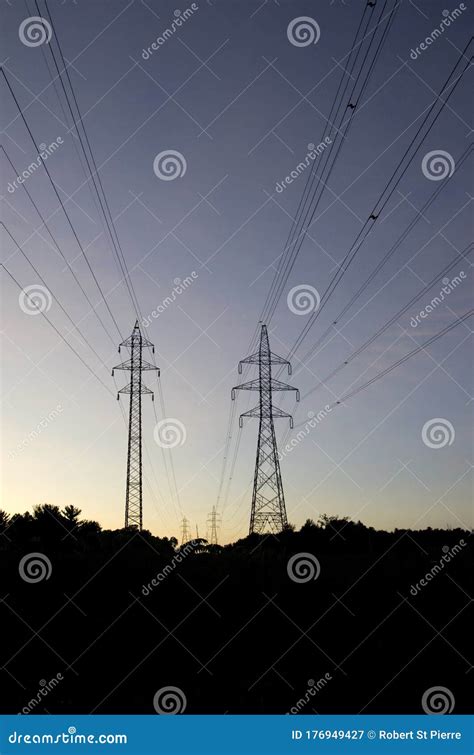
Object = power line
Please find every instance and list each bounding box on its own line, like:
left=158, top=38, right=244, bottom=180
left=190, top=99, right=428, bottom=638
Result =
left=302, top=243, right=473, bottom=401
left=40, top=0, right=143, bottom=322
left=261, top=0, right=400, bottom=329
left=1, top=146, right=121, bottom=351
left=1, top=263, right=114, bottom=396
left=297, top=144, right=474, bottom=370
left=283, top=39, right=473, bottom=364
left=333, top=309, right=473, bottom=406
left=1, top=67, right=123, bottom=343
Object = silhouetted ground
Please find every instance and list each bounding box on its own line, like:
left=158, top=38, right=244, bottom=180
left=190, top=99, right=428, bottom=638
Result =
left=0, top=506, right=472, bottom=714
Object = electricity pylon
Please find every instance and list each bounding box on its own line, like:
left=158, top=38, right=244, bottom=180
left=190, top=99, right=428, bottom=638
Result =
left=181, top=516, right=191, bottom=544
left=112, top=320, right=159, bottom=530
left=232, top=324, right=299, bottom=535
left=207, top=506, right=221, bottom=545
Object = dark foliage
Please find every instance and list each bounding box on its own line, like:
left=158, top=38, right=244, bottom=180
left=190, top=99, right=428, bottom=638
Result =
left=0, top=507, right=472, bottom=714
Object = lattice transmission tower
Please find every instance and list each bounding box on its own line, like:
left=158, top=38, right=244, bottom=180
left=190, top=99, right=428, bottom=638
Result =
left=181, top=516, right=191, bottom=544
left=232, top=324, right=299, bottom=534
left=207, top=506, right=221, bottom=545
left=112, top=320, right=159, bottom=530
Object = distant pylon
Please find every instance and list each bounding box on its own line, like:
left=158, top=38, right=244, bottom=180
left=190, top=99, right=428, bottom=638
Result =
left=181, top=516, right=191, bottom=544
left=112, top=320, right=159, bottom=530
left=207, top=506, right=221, bottom=545
left=232, top=324, right=299, bottom=535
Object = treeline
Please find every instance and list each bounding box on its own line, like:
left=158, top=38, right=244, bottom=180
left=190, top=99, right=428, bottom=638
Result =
left=1, top=505, right=471, bottom=715
left=0, top=504, right=470, bottom=555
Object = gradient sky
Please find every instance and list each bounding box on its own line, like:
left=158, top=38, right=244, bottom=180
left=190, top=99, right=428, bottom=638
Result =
left=1, top=0, right=472, bottom=543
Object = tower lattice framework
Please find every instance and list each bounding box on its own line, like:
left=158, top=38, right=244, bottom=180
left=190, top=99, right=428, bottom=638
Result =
left=113, top=320, right=159, bottom=529
left=232, top=324, right=299, bottom=534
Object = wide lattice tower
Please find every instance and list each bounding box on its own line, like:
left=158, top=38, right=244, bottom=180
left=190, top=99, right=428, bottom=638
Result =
left=112, top=320, right=159, bottom=529
left=232, top=324, right=299, bottom=534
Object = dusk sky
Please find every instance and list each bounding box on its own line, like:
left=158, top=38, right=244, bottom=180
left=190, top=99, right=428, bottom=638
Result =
left=1, top=0, right=472, bottom=543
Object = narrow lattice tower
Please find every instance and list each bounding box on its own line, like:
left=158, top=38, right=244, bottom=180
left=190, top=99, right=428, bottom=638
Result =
left=181, top=516, right=191, bottom=544
left=112, top=321, right=159, bottom=529
left=232, top=324, right=299, bottom=534
left=207, top=506, right=221, bottom=545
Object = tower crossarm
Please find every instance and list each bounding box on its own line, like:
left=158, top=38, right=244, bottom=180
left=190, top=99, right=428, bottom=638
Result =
left=270, top=378, right=300, bottom=400
left=119, top=332, right=155, bottom=352
left=112, top=359, right=160, bottom=375
left=117, top=383, right=154, bottom=398
left=238, top=350, right=292, bottom=374
left=238, top=405, right=294, bottom=427
left=231, top=378, right=259, bottom=399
